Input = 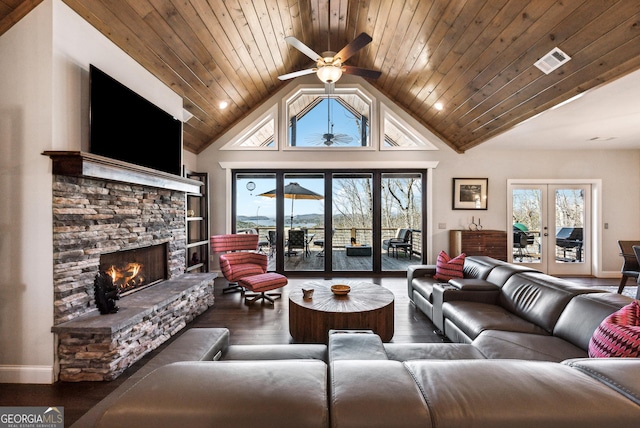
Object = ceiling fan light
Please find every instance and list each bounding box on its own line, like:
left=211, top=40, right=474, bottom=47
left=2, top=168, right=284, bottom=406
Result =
left=317, top=65, right=343, bottom=83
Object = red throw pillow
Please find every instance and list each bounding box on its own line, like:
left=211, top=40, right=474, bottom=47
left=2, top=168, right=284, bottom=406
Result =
left=433, top=251, right=466, bottom=281
left=588, top=301, right=640, bottom=358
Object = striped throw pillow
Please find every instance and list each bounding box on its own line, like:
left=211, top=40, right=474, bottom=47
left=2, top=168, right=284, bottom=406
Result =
left=588, top=300, right=640, bottom=358
left=433, top=251, right=466, bottom=281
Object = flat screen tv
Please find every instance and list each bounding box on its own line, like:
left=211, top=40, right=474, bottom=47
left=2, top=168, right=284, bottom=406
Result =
left=89, top=65, right=182, bottom=176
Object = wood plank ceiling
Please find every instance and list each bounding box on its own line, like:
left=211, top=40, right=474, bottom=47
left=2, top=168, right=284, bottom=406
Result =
left=2, top=0, right=640, bottom=154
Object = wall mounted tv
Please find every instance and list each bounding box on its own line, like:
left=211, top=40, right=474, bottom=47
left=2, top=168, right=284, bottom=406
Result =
left=89, top=65, right=182, bottom=176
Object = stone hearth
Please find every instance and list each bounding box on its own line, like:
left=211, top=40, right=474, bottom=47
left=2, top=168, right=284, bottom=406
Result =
left=51, top=273, right=215, bottom=381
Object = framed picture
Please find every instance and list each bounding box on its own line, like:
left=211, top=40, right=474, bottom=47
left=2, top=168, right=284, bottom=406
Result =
left=452, top=178, right=488, bottom=210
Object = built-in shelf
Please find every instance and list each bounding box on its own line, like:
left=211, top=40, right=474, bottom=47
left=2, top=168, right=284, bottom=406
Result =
left=185, top=170, right=210, bottom=273
left=43, top=151, right=202, bottom=193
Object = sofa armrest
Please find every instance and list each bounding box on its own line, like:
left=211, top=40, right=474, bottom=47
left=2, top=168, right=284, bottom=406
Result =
left=407, top=264, right=436, bottom=297
left=328, top=330, right=388, bottom=362
left=408, top=264, right=437, bottom=279
left=448, top=278, right=500, bottom=291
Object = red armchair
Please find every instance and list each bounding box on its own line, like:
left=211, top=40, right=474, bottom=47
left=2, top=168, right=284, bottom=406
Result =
left=211, top=234, right=266, bottom=294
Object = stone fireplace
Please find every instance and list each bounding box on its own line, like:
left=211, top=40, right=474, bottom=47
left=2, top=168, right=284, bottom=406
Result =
left=45, top=152, right=216, bottom=381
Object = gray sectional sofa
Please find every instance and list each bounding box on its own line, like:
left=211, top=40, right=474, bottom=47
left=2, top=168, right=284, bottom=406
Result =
left=72, top=257, right=640, bottom=427
left=73, top=328, right=640, bottom=427
left=408, top=255, right=635, bottom=360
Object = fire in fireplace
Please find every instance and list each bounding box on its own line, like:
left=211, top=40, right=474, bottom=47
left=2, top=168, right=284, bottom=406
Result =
left=99, top=243, right=169, bottom=295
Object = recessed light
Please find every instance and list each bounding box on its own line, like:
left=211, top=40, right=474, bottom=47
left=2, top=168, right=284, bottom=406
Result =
left=219, top=101, right=229, bottom=110
left=434, top=102, right=444, bottom=111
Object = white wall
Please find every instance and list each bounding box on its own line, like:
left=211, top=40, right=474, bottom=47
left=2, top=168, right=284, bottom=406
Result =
left=0, top=0, right=184, bottom=383
left=197, top=75, right=640, bottom=277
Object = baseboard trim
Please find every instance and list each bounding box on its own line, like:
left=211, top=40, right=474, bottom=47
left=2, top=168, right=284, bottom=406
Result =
left=0, top=365, right=54, bottom=384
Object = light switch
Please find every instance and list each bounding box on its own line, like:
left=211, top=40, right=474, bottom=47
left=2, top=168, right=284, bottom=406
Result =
left=438, top=223, right=447, bottom=229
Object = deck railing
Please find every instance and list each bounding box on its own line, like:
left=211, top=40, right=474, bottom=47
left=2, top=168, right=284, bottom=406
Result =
left=253, top=226, right=422, bottom=256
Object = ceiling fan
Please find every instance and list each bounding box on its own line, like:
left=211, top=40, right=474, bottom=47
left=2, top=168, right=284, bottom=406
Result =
left=278, top=32, right=381, bottom=85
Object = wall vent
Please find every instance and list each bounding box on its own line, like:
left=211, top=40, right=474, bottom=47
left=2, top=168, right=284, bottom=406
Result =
left=534, top=47, right=571, bottom=74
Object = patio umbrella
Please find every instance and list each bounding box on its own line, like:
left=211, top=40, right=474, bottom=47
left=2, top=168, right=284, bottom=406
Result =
left=258, top=182, right=323, bottom=228
left=513, top=222, right=529, bottom=232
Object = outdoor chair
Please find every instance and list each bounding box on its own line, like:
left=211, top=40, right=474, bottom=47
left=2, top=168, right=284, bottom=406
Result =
left=313, top=229, right=334, bottom=257
left=267, top=230, right=277, bottom=257
left=210, top=234, right=266, bottom=294
left=287, top=229, right=306, bottom=257
left=618, top=240, right=640, bottom=294
left=383, top=228, right=413, bottom=258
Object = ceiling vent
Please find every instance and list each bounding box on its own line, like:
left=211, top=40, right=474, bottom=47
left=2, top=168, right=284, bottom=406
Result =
left=534, top=47, right=571, bottom=74
left=182, top=108, right=194, bottom=123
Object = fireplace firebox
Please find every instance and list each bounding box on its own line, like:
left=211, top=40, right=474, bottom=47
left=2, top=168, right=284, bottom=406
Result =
left=99, top=243, right=169, bottom=296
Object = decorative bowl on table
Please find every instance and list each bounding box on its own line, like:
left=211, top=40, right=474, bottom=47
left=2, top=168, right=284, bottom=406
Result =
left=331, top=284, right=351, bottom=295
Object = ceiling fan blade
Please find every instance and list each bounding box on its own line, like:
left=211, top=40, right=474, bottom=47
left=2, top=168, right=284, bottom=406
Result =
left=285, top=36, right=322, bottom=62
left=342, top=65, right=381, bottom=79
left=278, top=68, right=316, bottom=81
left=336, top=32, right=373, bottom=61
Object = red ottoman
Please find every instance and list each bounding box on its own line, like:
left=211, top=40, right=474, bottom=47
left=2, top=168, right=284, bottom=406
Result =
left=238, top=272, right=288, bottom=304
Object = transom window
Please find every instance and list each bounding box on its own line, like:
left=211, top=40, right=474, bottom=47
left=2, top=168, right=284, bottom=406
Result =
left=285, top=88, right=372, bottom=149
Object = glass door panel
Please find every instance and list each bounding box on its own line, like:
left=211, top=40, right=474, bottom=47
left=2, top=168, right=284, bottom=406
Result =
left=332, top=173, right=373, bottom=272
left=550, top=185, right=589, bottom=275
left=381, top=173, right=423, bottom=271
left=283, top=173, right=325, bottom=272
left=234, top=174, right=276, bottom=269
left=511, top=187, right=543, bottom=265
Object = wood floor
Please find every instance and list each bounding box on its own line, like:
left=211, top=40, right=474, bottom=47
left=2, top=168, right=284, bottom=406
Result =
left=0, top=275, right=623, bottom=426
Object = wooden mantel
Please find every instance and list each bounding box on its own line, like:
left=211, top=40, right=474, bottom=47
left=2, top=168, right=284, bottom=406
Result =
left=43, top=151, right=201, bottom=193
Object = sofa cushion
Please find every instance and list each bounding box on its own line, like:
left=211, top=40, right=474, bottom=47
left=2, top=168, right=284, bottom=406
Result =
left=223, top=344, right=327, bottom=361
left=434, top=251, right=465, bottom=281
left=330, top=360, right=431, bottom=428
left=383, top=343, right=486, bottom=361
left=403, top=359, right=640, bottom=427
left=472, top=330, right=586, bottom=362
left=554, top=292, right=633, bottom=351
left=589, top=301, right=640, bottom=358
left=411, top=277, right=437, bottom=302
left=563, top=358, right=640, bottom=406
left=443, top=301, right=548, bottom=340
left=498, top=273, right=577, bottom=333
left=97, top=361, right=328, bottom=428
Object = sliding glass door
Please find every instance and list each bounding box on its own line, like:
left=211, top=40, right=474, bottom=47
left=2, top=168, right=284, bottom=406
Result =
left=232, top=170, right=425, bottom=275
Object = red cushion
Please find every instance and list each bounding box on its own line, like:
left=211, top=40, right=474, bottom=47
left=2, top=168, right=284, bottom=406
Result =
left=433, top=251, right=466, bottom=281
left=588, top=301, right=640, bottom=358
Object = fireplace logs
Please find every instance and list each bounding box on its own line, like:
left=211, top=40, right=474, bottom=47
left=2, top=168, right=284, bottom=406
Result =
left=99, top=243, right=169, bottom=296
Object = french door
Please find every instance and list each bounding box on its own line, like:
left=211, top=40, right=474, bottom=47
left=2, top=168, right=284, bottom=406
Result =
left=509, top=182, right=591, bottom=276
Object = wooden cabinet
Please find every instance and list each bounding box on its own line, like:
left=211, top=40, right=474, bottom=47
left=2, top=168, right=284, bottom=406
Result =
left=449, top=230, right=507, bottom=261
left=185, top=170, right=209, bottom=272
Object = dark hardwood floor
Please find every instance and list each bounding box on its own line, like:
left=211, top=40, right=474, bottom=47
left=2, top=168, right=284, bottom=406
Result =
left=0, top=275, right=624, bottom=426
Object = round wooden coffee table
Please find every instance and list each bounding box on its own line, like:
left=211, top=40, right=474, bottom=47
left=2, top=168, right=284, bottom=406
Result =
left=288, top=281, right=394, bottom=344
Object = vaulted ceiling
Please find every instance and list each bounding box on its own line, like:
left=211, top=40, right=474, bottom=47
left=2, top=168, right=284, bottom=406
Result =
left=2, top=0, right=640, bottom=154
